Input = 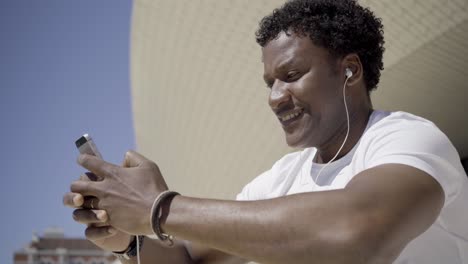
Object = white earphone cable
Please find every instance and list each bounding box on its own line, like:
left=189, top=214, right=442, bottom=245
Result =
left=136, top=235, right=141, bottom=264
left=315, top=75, right=351, bottom=185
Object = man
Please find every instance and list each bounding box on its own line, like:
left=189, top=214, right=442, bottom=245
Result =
left=64, top=0, right=468, bottom=263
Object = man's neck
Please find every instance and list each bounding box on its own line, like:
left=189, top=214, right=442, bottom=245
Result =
left=315, top=107, right=373, bottom=164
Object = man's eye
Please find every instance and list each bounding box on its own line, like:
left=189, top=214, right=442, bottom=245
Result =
left=287, top=71, right=299, bottom=80
left=265, top=80, right=274, bottom=89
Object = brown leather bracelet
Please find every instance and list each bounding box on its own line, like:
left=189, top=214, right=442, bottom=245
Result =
left=112, top=235, right=144, bottom=260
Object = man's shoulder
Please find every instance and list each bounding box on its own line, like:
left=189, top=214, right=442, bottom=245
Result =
left=236, top=148, right=314, bottom=200
left=252, top=148, right=312, bottom=186
left=359, top=110, right=454, bottom=159
left=357, top=110, right=465, bottom=205
left=274, top=148, right=311, bottom=168
left=366, top=110, right=439, bottom=134
left=360, top=110, right=446, bottom=148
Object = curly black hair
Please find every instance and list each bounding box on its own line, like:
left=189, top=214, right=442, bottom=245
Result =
left=256, top=0, right=385, bottom=92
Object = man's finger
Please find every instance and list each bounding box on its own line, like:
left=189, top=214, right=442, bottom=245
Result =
left=70, top=180, right=100, bottom=197
left=77, top=154, right=117, bottom=179
left=63, top=192, right=84, bottom=208
left=73, top=209, right=108, bottom=224
left=80, top=172, right=103, bottom=181
left=123, top=150, right=150, bottom=168
left=85, top=225, right=117, bottom=241
left=81, top=196, right=101, bottom=210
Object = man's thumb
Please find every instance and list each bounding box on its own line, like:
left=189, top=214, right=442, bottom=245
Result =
left=122, top=150, right=149, bottom=168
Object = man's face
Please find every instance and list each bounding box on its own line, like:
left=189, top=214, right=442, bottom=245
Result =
left=262, top=32, right=347, bottom=148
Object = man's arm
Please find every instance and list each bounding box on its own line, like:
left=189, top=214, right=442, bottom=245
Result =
left=65, top=153, right=245, bottom=264
left=162, top=164, right=444, bottom=264
left=64, top=194, right=244, bottom=264
left=119, top=239, right=246, bottom=264
left=118, top=239, right=192, bottom=264
left=72, top=152, right=445, bottom=263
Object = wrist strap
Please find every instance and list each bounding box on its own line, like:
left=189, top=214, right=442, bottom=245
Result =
left=113, top=235, right=144, bottom=260
left=150, top=190, right=180, bottom=245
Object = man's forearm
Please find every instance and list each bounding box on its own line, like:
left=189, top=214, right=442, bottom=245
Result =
left=162, top=191, right=372, bottom=264
left=119, top=237, right=245, bottom=264
left=161, top=165, right=443, bottom=264
left=120, top=238, right=193, bottom=264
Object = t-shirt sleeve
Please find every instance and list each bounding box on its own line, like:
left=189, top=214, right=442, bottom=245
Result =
left=236, top=170, right=272, bottom=201
left=363, top=117, right=465, bottom=205
left=236, top=150, right=305, bottom=201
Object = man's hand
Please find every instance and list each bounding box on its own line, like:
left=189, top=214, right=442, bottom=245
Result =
left=63, top=191, right=134, bottom=252
left=70, top=150, right=168, bottom=235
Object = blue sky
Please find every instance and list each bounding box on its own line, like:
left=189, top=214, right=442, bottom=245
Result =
left=0, top=1, right=134, bottom=263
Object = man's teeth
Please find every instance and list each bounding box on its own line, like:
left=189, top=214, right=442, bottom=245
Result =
left=280, top=110, right=303, bottom=122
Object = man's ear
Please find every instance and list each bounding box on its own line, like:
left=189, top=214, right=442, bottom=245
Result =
left=341, top=53, right=363, bottom=87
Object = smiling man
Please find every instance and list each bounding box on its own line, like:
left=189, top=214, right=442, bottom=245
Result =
left=64, top=0, right=468, bottom=263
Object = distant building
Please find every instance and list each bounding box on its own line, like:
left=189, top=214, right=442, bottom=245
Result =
left=13, top=227, right=117, bottom=264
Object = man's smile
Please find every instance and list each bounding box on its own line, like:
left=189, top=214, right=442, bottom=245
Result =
left=277, top=107, right=304, bottom=126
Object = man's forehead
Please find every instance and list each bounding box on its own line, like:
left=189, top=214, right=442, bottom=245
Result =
left=262, top=32, right=317, bottom=72
left=262, top=32, right=314, bottom=63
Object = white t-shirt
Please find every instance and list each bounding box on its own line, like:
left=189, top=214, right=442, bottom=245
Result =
left=237, top=110, right=468, bottom=263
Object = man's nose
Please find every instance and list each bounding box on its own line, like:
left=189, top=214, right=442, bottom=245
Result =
left=269, top=80, right=291, bottom=110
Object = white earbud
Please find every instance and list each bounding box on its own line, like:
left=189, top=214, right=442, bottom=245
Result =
left=345, top=68, right=353, bottom=78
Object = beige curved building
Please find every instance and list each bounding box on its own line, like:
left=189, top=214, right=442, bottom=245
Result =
left=130, top=0, right=468, bottom=200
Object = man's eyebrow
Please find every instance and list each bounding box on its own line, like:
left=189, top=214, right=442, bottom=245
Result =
left=276, top=57, right=300, bottom=71
left=262, top=56, right=303, bottom=85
